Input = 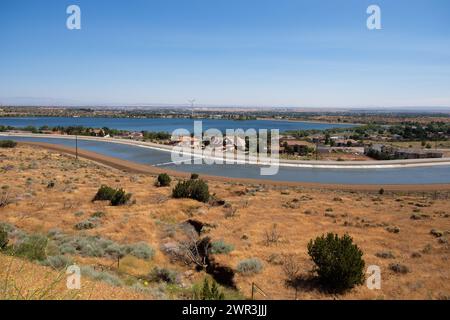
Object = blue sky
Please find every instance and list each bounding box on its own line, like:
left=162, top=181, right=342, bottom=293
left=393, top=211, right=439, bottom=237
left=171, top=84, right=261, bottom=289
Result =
left=0, top=0, right=449, bottom=108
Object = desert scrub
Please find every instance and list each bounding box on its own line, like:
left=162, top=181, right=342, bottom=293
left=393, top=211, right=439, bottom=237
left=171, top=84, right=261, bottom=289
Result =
left=80, top=266, right=123, bottom=287
left=236, top=258, right=263, bottom=276
left=73, top=211, right=84, bottom=217
left=0, top=223, right=26, bottom=243
left=0, top=140, right=17, bottom=148
left=307, top=233, right=365, bottom=292
left=123, top=242, right=154, bottom=260
left=131, top=282, right=167, bottom=299
left=156, top=173, right=171, bottom=187
left=14, top=234, right=48, bottom=261
left=74, top=217, right=100, bottom=230
left=41, top=255, right=73, bottom=270
left=110, top=189, right=132, bottom=206
left=93, top=185, right=132, bottom=206
left=47, top=229, right=154, bottom=260
left=210, top=240, right=234, bottom=254
left=190, top=173, right=199, bottom=180
left=172, top=179, right=210, bottom=203
left=149, top=266, right=178, bottom=284
left=0, top=226, right=8, bottom=250
left=91, top=211, right=106, bottom=218
left=191, top=278, right=225, bottom=300
left=92, top=185, right=117, bottom=201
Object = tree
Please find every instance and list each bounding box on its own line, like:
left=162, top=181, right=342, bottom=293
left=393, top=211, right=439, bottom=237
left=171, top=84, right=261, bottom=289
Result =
left=172, top=179, right=210, bottom=203
left=156, top=173, right=171, bottom=187
left=194, top=278, right=225, bottom=300
left=307, top=233, right=365, bottom=292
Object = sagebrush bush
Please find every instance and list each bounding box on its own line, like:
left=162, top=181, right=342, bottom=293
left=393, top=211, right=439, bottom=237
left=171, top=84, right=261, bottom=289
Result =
left=307, top=233, right=365, bottom=292
left=123, top=242, right=155, bottom=260
left=210, top=240, right=234, bottom=254
left=131, top=283, right=167, bottom=299
left=149, top=266, right=178, bottom=284
left=172, top=179, right=210, bottom=203
left=91, top=211, right=106, bottom=218
left=104, top=243, right=124, bottom=258
left=14, top=234, right=48, bottom=261
left=81, top=266, right=123, bottom=287
left=92, top=185, right=116, bottom=201
left=156, top=173, right=171, bottom=187
left=192, top=278, right=225, bottom=300
left=41, top=255, right=73, bottom=270
left=46, top=229, right=153, bottom=260
left=0, top=140, right=17, bottom=148
left=236, top=258, right=263, bottom=275
left=74, top=217, right=100, bottom=230
left=110, top=189, right=132, bottom=206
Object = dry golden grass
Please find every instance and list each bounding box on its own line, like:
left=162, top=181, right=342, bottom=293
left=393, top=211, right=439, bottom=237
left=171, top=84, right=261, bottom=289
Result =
left=1, top=145, right=449, bottom=300
left=0, top=253, right=150, bottom=300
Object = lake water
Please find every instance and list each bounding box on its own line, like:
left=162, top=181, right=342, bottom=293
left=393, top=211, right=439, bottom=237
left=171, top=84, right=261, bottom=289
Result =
left=3, top=136, right=450, bottom=185
left=0, top=117, right=356, bottom=133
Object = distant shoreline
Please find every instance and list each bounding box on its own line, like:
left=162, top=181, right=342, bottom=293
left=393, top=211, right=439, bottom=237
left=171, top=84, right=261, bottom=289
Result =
left=2, top=133, right=450, bottom=169
left=15, top=140, right=450, bottom=192
left=255, top=117, right=362, bottom=126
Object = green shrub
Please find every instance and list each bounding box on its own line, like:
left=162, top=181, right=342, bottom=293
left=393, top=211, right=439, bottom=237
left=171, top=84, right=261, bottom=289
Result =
left=190, top=173, right=199, bottom=180
left=236, top=258, right=263, bottom=275
left=0, top=226, right=8, bottom=249
left=41, top=255, right=73, bottom=270
left=46, top=228, right=153, bottom=260
left=210, top=240, right=234, bottom=254
left=156, top=173, right=171, bottom=187
left=307, top=233, right=365, bottom=292
left=0, top=140, right=17, bottom=148
left=149, top=266, right=178, bottom=284
left=192, top=278, right=225, bottom=300
left=92, top=185, right=116, bottom=201
left=124, top=242, right=154, bottom=260
left=14, top=234, right=48, bottom=261
left=189, top=180, right=210, bottom=202
left=172, top=179, right=210, bottom=203
left=104, top=243, right=125, bottom=258
left=172, top=180, right=190, bottom=199
left=91, top=211, right=106, bottom=218
left=110, top=189, right=131, bottom=206
left=81, top=266, right=123, bottom=287
left=74, top=218, right=100, bottom=230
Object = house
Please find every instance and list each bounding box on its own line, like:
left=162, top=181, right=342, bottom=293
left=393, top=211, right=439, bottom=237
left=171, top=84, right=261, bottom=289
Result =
left=334, top=139, right=361, bottom=147
left=91, top=128, right=105, bottom=137
left=171, top=135, right=201, bottom=148
left=280, top=139, right=315, bottom=155
left=118, top=131, right=143, bottom=140
left=308, top=134, right=325, bottom=144
left=395, top=148, right=443, bottom=159
left=207, top=135, right=246, bottom=152
left=365, top=144, right=443, bottom=160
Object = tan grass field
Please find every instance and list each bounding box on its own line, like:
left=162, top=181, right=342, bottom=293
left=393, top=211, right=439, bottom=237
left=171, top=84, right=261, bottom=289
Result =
left=1, top=144, right=449, bottom=300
